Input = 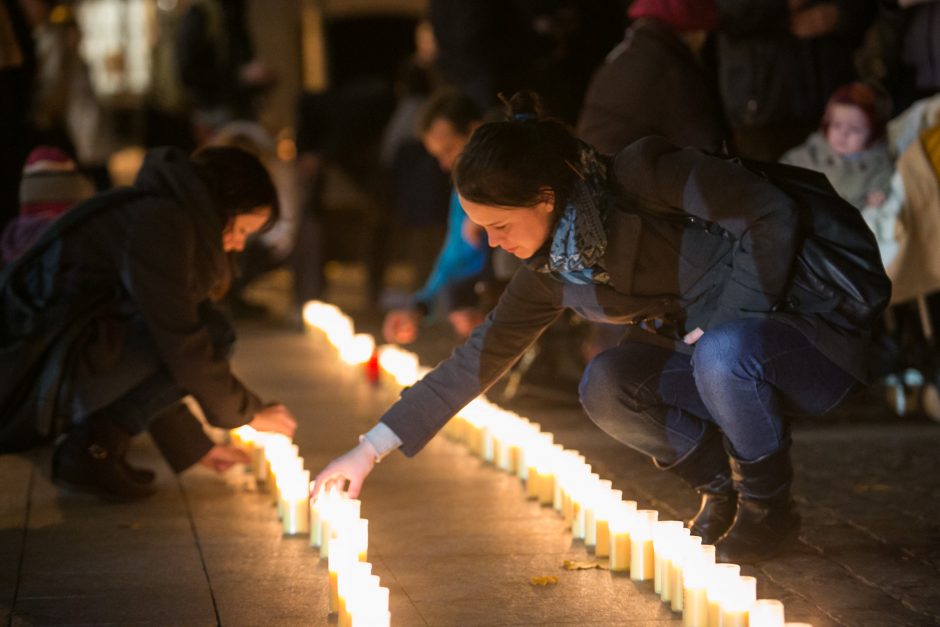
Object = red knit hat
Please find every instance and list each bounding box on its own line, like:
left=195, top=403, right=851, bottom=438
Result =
left=628, top=0, right=719, bottom=33
left=18, top=146, right=93, bottom=217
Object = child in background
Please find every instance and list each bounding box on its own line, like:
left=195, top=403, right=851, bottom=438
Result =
left=0, top=146, right=93, bottom=267
left=781, top=82, right=894, bottom=211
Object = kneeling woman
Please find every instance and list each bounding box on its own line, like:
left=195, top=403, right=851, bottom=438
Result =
left=314, top=92, right=887, bottom=563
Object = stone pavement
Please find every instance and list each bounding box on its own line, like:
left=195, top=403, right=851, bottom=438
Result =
left=3, top=271, right=940, bottom=626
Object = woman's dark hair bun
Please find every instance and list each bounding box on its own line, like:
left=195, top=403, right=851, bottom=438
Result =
left=499, top=90, right=543, bottom=123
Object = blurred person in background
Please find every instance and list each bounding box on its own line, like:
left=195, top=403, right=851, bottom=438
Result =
left=382, top=89, right=491, bottom=345
left=0, top=146, right=93, bottom=267
left=22, top=0, right=117, bottom=189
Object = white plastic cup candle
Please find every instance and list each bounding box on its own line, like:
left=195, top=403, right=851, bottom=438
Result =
left=707, top=563, right=741, bottom=627
left=351, top=586, right=390, bottom=627
left=719, top=575, right=757, bottom=627
left=596, top=493, right=629, bottom=558
left=652, top=520, right=683, bottom=595
left=750, top=599, right=786, bottom=627
left=584, top=479, right=612, bottom=547
left=281, top=470, right=310, bottom=535
left=630, top=510, right=658, bottom=581
left=608, top=502, right=635, bottom=572
left=337, top=562, right=372, bottom=627
left=671, top=533, right=700, bottom=612
left=327, top=538, right=356, bottom=614
left=681, top=544, right=715, bottom=627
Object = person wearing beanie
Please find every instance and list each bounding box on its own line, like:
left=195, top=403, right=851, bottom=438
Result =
left=576, top=0, right=726, bottom=155
left=0, top=146, right=93, bottom=266
left=0, top=146, right=298, bottom=501
left=781, top=82, right=894, bottom=211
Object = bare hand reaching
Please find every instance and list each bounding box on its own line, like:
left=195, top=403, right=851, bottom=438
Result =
left=311, top=440, right=378, bottom=500
left=199, top=444, right=250, bottom=473
left=249, top=403, right=298, bottom=437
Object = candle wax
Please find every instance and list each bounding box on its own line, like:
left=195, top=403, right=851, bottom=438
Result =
left=630, top=538, right=654, bottom=581
left=682, top=585, right=708, bottom=627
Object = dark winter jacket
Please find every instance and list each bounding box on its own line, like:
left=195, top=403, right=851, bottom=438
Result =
left=716, top=0, right=876, bottom=129
left=577, top=18, right=726, bottom=154
left=0, top=147, right=263, bottom=452
left=381, top=137, right=877, bottom=456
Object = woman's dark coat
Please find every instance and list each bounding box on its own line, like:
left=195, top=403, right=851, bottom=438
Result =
left=0, top=148, right=262, bottom=452
left=379, top=137, right=879, bottom=456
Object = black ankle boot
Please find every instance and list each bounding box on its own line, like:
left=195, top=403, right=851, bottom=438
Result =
left=120, top=460, right=156, bottom=485
left=655, top=429, right=737, bottom=544
left=715, top=447, right=801, bottom=564
left=52, top=416, right=157, bottom=501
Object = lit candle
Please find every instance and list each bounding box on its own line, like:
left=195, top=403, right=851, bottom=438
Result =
left=681, top=544, right=715, bottom=627
left=671, top=533, right=700, bottom=612
left=663, top=527, right=691, bottom=605
left=572, top=473, right=599, bottom=540
left=327, top=538, right=355, bottom=614
left=321, top=497, right=361, bottom=558
left=750, top=599, right=785, bottom=627
left=652, top=520, right=683, bottom=595
left=707, top=563, right=741, bottom=627
left=337, top=561, right=372, bottom=627
left=310, top=486, right=339, bottom=548
left=584, top=479, right=612, bottom=548
left=281, top=470, right=310, bottom=535
left=348, top=517, right=369, bottom=562
left=719, top=575, right=757, bottom=627
left=596, top=494, right=629, bottom=558
left=608, top=502, right=635, bottom=572
left=630, top=510, right=658, bottom=581
left=351, top=585, right=390, bottom=627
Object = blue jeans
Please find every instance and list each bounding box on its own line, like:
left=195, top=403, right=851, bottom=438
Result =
left=578, top=318, right=856, bottom=462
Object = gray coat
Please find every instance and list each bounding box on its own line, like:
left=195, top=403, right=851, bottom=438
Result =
left=381, top=137, right=873, bottom=456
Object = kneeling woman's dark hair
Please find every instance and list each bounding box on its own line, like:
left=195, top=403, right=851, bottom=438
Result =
left=191, top=146, right=280, bottom=228
left=454, top=91, right=579, bottom=210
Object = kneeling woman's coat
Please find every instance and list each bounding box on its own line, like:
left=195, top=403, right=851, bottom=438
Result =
left=0, top=148, right=263, bottom=452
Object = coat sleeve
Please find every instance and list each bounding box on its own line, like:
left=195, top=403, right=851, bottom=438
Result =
left=613, top=136, right=800, bottom=329
left=120, top=204, right=263, bottom=428
left=381, top=267, right=564, bottom=456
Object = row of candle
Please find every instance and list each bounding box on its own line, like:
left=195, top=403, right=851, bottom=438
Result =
left=299, top=300, right=806, bottom=627
left=229, top=424, right=390, bottom=626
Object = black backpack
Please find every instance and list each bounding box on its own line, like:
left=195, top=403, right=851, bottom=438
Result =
left=730, top=156, right=892, bottom=329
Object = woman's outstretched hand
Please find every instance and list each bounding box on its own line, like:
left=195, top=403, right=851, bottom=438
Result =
left=250, top=403, right=298, bottom=437
left=311, top=440, right=378, bottom=500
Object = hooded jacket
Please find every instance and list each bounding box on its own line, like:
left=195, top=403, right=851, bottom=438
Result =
left=0, top=147, right=263, bottom=452
left=379, top=136, right=878, bottom=456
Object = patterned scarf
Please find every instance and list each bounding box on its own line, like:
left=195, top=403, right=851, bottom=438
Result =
left=539, top=142, right=611, bottom=285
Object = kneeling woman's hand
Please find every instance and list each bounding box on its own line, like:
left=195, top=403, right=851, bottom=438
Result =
left=199, top=444, right=250, bottom=473
left=311, top=439, right=378, bottom=500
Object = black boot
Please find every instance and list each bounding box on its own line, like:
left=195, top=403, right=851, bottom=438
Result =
left=120, top=460, right=156, bottom=485
left=655, top=429, right=737, bottom=544
left=52, top=416, right=157, bottom=501
left=715, top=446, right=801, bottom=564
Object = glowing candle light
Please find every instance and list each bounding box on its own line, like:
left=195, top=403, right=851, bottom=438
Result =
left=320, top=497, right=361, bottom=558
left=584, top=479, right=612, bottom=547
left=310, top=486, right=340, bottom=548
left=707, top=563, right=741, bottom=627
left=351, top=585, right=390, bottom=627
left=670, top=532, right=699, bottom=611
left=630, top=510, right=658, bottom=581
left=572, top=473, right=599, bottom=540
left=750, top=599, right=786, bottom=627
left=281, top=470, right=310, bottom=535
left=720, top=575, right=757, bottom=627
left=337, top=561, right=372, bottom=627
left=652, top=520, right=683, bottom=595
left=596, top=493, right=628, bottom=558
left=608, top=501, right=635, bottom=572
left=682, top=544, right=715, bottom=627
left=327, top=538, right=355, bottom=614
